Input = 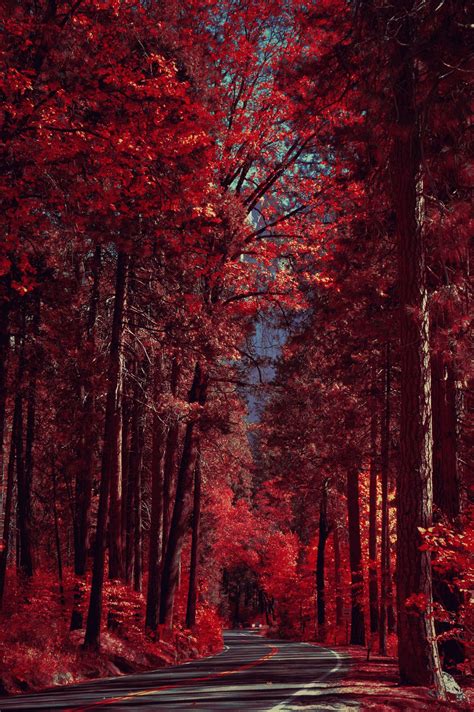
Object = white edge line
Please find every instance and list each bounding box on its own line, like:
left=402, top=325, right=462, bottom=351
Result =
left=267, top=643, right=344, bottom=712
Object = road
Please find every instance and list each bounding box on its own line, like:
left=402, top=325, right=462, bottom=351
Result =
left=0, top=630, right=353, bottom=711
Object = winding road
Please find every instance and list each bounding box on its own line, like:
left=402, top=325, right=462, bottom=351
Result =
left=0, top=630, right=353, bottom=711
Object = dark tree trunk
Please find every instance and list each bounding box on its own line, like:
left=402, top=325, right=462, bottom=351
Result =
left=391, top=8, right=444, bottom=691
left=17, top=296, right=39, bottom=579
left=126, top=371, right=145, bottom=592
left=186, top=452, right=201, bottom=629
left=316, top=478, right=330, bottom=640
left=124, top=396, right=135, bottom=586
left=14, top=312, right=32, bottom=577
left=84, top=252, right=128, bottom=651
left=0, top=393, right=20, bottom=607
left=71, top=246, right=101, bottom=631
left=121, top=397, right=130, bottom=578
left=347, top=467, right=365, bottom=646
left=0, top=301, right=10, bottom=493
left=145, top=373, right=165, bottom=633
left=368, top=369, right=379, bottom=635
left=333, top=525, right=343, bottom=629
left=70, top=400, right=95, bottom=630
left=14, top=393, right=25, bottom=573
left=51, top=457, right=65, bottom=605
left=108, top=253, right=130, bottom=585
left=132, top=376, right=145, bottom=595
left=431, top=354, right=460, bottom=520
left=161, top=358, right=180, bottom=566
left=379, top=343, right=394, bottom=654
left=19, top=379, right=35, bottom=578
left=159, top=362, right=208, bottom=626
left=108, top=357, right=125, bottom=582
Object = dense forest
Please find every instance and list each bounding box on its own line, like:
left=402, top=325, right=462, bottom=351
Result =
left=0, top=0, right=472, bottom=704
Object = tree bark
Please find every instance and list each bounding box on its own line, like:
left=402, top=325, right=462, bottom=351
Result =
left=368, top=367, right=379, bottom=635
left=186, top=452, right=202, bottom=629
left=108, top=328, right=126, bottom=582
left=84, top=251, right=128, bottom=650
left=316, top=477, right=330, bottom=639
left=159, top=362, right=207, bottom=626
left=333, top=525, right=343, bottom=629
left=379, top=343, right=394, bottom=654
left=431, top=354, right=459, bottom=520
left=161, top=358, right=180, bottom=566
left=51, top=457, right=65, bottom=605
left=126, top=372, right=145, bottom=593
left=132, top=364, right=146, bottom=595
left=17, top=296, right=39, bottom=579
left=347, top=467, right=365, bottom=645
left=0, top=393, right=20, bottom=607
left=145, top=369, right=165, bottom=632
left=121, top=397, right=131, bottom=580
left=0, top=301, right=10, bottom=502
left=71, top=246, right=101, bottom=630
left=14, top=309, right=32, bottom=578
left=391, top=8, right=444, bottom=691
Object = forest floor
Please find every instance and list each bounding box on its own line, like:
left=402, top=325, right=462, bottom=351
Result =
left=0, top=574, right=223, bottom=696
left=326, top=645, right=473, bottom=711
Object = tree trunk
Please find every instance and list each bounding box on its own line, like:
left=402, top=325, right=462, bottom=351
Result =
left=121, top=397, right=130, bottom=578
left=17, top=296, right=39, bottom=579
left=71, top=246, right=101, bottom=630
left=316, top=477, right=330, bottom=640
left=159, top=362, right=207, bottom=626
left=391, top=9, right=444, bottom=691
left=70, top=394, right=95, bottom=630
left=124, top=396, right=135, bottom=585
left=333, top=525, right=343, bottom=629
left=51, top=457, right=65, bottom=605
left=132, top=375, right=145, bottom=595
left=14, top=314, right=35, bottom=580
left=0, top=393, right=20, bottom=607
left=186, top=452, right=201, bottom=629
left=431, top=354, right=460, bottom=520
left=108, top=345, right=125, bottom=582
left=145, top=372, right=165, bottom=632
left=347, top=467, right=365, bottom=645
left=379, top=343, right=394, bottom=654
left=0, top=301, right=10, bottom=502
left=84, top=251, right=128, bottom=651
left=368, top=369, right=379, bottom=635
left=126, top=372, right=145, bottom=592
left=161, top=358, right=180, bottom=566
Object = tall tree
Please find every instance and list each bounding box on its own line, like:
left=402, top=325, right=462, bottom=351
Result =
left=145, top=364, right=165, bottom=633
left=389, top=2, right=443, bottom=691
left=186, top=452, right=202, bottom=629
left=160, top=363, right=208, bottom=626
left=316, top=478, right=330, bottom=640
left=379, top=343, right=395, bottom=654
left=368, top=367, right=379, bottom=636
left=347, top=466, right=365, bottom=646
left=84, top=252, right=128, bottom=650
left=71, top=246, right=102, bottom=630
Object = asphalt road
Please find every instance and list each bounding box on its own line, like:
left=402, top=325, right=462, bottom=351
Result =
left=0, top=630, right=352, bottom=711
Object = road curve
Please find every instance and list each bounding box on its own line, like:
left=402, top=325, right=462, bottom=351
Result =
left=0, top=630, right=352, bottom=711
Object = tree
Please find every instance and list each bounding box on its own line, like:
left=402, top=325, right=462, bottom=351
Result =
left=84, top=251, right=128, bottom=650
